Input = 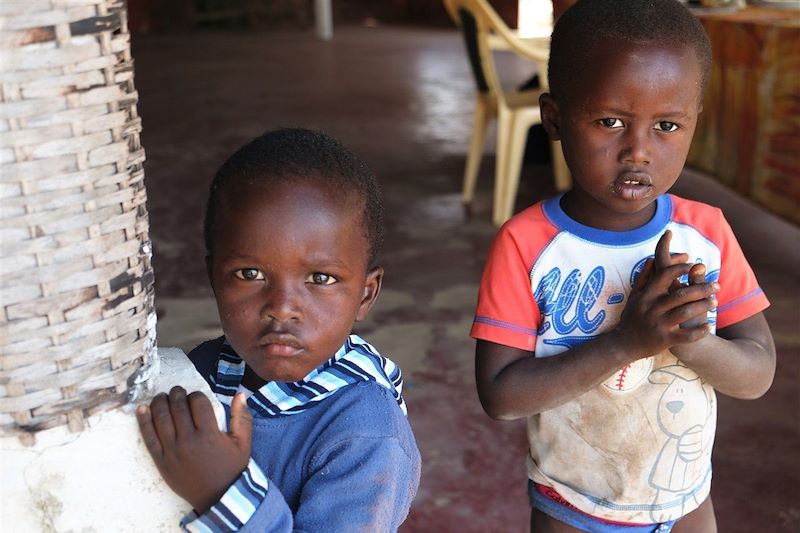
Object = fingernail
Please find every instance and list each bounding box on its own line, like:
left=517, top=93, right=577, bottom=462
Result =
left=712, top=282, right=720, bottom=291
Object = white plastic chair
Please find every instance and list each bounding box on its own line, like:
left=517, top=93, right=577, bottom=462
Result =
left=444, top=0, right=571, bottom=225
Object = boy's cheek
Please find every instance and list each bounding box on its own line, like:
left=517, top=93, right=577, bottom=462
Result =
left=216, top=300, right=257, bottom=333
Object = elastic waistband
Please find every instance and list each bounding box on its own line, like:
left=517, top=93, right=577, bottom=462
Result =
left=529, top=482, right=677, bottom=532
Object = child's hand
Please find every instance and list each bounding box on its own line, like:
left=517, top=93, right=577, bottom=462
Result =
left=676, top=262, right=710, bottom=329
left=614, top=231, right=719, bottom=357
left=137, top=387, right=252, bottom=514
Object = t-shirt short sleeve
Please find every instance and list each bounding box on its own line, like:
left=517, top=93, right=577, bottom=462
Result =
left=670, top=197, right=769, bottom=329
left=470, top=206, right=557, bottom=351
left=710, top=213, right=769, bottom=329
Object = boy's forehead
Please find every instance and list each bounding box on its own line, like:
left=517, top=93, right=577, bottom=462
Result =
left=560, top=39, right=703, bottom=104
left=213, top=179, right=370, bottom=250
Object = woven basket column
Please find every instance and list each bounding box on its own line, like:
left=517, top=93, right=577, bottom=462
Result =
left=0, top=0, right=156, bottom=443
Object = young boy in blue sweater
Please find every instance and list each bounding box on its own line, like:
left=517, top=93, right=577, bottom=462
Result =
left=137, top=129, right=420, bottom=532
left=472, top=0, right=775, bottom=531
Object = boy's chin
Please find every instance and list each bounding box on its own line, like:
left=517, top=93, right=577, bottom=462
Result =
left=247, top=361, right=315, bottom=385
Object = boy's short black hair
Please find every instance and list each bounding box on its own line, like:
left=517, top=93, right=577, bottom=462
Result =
left=548, top=0, right=712, bottom=101
left=204, top=128, right=384, bottom=267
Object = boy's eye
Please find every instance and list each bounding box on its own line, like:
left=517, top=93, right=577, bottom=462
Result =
left=599, top=118, right=623, bottom=129
left=234, top=268, right=264, bottom=281
left=307, top=272, right=337, bottom=285
left=655, top=121, right=679, bottom=132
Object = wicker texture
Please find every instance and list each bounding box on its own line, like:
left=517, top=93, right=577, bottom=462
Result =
left=0, top=0, right=156, bottom=440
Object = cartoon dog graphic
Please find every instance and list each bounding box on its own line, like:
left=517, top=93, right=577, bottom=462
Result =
left=647, top=363, right=715, bottom=522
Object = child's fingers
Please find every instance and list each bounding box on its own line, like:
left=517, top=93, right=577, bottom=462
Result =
left=668, top=263, right=706, bottom=294
left=654, top=230, right=673, bottom=269
left=688, top=263, right=706, bottom=285
left=654, top=230, right=689, bottom=271
left=229, top=392, right=253, bottom=453
left=187, top=391, right=218, bottom=432
left=678, top=264, right=709, bottom=327
left=168, top=386, right=196, bottom=440
left=650, top=263, right=695, bottom=293
left=136, top=404, right=164, bottom=459
left=667, top=278, right=684, bottom=294
left=666, top=296, right=717, bottom=327
left=670, top=321, right=713, bottom=345
left=667, top=280, right=719, bottom=303
left=149, top=392, right=177, bottom=448
left=632, top=258, right=654, bottom=291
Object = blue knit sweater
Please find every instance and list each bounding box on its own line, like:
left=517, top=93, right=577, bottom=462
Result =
left=184, top=337, right=421, bottom=532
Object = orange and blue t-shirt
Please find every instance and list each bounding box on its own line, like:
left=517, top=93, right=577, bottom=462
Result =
left=471, top=194, right=768, bottom=524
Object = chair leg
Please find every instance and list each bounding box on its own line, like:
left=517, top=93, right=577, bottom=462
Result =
left=493, top=106, right=512, bottom=226
left=494, top=113, right=533, bottom=226
left=463, top=97, right=491, bottom=204
left=551, top=140, right=571, bottom=192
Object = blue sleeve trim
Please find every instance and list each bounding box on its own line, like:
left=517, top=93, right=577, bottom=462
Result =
left=180, top=458, right=269, bottom=532
left=716, top=287, right=764, bottom=313
left=474, top=315, right=538, bottom=335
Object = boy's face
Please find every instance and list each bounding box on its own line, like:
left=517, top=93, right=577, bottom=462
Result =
left=208, top=179, right=382, bottom=385
left=541, top=40, right=703, bottom=231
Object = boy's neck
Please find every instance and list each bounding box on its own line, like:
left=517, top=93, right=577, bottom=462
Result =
left=559, top=192, right=660, bottom=232
left=243, top=365, right=268, bottom=390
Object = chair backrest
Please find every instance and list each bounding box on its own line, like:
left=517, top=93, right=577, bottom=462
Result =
left=443, top=0, right=507, bottom=100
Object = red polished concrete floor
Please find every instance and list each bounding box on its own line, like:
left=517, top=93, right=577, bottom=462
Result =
left=134, top=26, right=800, bottom=532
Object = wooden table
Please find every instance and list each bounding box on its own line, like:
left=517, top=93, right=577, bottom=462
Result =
left=687, top=6, right=800, bottom=224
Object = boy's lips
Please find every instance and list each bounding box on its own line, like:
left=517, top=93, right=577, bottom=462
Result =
left=258, top=333, right=303, bottom=357
left=611, top=172, right=653, bottom=200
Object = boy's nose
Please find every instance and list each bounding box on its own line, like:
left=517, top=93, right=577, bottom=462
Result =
left=620, top=127, right=652, bottom=166
left=260, top=283, right=302, bottom=323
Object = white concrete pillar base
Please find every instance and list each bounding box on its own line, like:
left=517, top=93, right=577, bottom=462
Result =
left=1, top=347, right=225, bottom=532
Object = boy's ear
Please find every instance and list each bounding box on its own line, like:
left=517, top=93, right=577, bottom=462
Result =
left=539, top=92, right=561, bottom=141
left=356, top=266, right=384, bottom=322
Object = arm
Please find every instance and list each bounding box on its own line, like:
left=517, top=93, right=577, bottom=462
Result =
left=671, top=312, right=775, bottom=399
left=286, top=435, right=419, bottom=533
left=240, top=395, right=419, bottom=533
left=180, top=459, right=292, bottom=533
left=665, top=227, right=775, bottom=399
left=476, top=335, right=643, bottom=419
left=283, top=386, right=419, bottom=532
left=138, top=386, right=418, bottom=533
left=476, top=230, right=719, bottom=419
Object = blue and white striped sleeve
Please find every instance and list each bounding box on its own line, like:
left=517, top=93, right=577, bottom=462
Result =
left=180, top=458, right=269, bottom=532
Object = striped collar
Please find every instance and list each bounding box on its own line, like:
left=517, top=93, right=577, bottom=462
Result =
left=211, top=334, right=407, bottom=417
